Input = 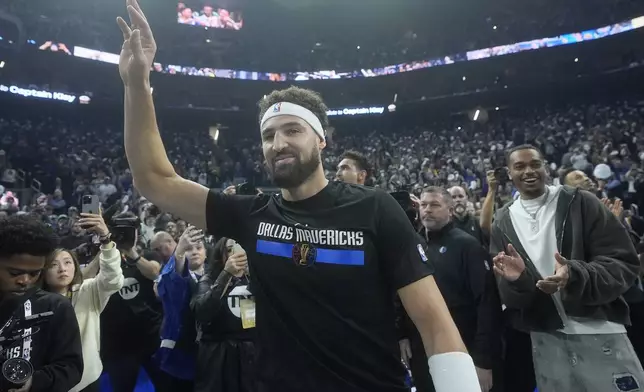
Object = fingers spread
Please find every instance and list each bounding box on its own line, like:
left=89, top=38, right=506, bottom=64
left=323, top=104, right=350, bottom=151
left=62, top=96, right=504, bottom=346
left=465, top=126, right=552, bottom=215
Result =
left=190, top=235, right=203, bottom=243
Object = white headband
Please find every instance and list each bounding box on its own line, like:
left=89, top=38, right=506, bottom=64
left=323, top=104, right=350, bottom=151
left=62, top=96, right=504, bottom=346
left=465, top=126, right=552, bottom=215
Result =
left=260, top=102, right=326, bottom=140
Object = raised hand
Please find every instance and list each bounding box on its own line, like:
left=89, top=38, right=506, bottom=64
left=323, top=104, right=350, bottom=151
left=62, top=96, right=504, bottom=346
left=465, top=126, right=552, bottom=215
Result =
left=224, top=252, right=248, bottom=277
left=78, top=212, right=110, bottom=238
left=602, top=197, right=624, bottom=218
left=116, top=0, right=157, bottom=87
left=409, top=194, right=420, bottom=210
left=176, top=226, right=203, bottom=255
left=611, top=198, right=624, bottom=218
left=486, top=170, right=498, bottom=190
left=492, top=244, right=526, bottom=281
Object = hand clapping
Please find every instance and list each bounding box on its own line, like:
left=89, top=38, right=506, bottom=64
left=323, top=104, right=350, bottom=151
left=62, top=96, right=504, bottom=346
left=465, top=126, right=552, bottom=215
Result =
left=536, top=253, right=570, bottom=294
left=492, top=244, right=525, bottom=282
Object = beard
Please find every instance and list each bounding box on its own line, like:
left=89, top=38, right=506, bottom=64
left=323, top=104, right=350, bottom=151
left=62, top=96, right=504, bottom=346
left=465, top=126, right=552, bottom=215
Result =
left=422, top=217, right=447, bottom=232
left=267, top=145, right=321, bottom=189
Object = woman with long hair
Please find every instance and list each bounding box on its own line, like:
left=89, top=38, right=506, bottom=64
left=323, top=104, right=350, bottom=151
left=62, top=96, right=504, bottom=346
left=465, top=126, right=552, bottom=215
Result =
left=191, top=237, right=256, bottom=392
left=42, top=213, right=124, bottom=392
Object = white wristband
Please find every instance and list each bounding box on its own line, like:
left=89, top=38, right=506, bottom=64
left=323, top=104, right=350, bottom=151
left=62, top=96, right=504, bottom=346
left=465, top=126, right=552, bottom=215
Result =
left=428, top=352, right=480, bottom=392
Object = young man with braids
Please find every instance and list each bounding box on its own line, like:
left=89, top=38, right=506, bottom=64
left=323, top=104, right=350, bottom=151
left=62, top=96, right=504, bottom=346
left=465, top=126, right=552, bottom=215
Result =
left=0, top=215, right=82, bottom=392
left=116, top=1, right=480, bottom=390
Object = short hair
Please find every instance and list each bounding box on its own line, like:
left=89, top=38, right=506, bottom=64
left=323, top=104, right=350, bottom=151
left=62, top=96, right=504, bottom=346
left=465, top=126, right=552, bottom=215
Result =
left=421, top=186, right=454, bottom=207
left=559, top=167, right=577, bottom=185
left=258, top=86, right=330, bottom=131
left=43, top=249, right=84, bottom=292
left=339, top=150, right=371, bottom=178
left=151, top=231, right=174, bottom=246
left=505, top=144, right=544, bottom=165
left=0, top=215, right=58, bottom=260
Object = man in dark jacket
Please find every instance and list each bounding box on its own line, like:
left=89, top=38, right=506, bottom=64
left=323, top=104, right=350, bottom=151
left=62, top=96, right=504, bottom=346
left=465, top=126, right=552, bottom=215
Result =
left=448, top=186, right=488, bottom=247
left=400, top=186, right=502, bottom=392
left=491, top=145, right=643, bottom=392
left=0, top=215, right=83, bottom=392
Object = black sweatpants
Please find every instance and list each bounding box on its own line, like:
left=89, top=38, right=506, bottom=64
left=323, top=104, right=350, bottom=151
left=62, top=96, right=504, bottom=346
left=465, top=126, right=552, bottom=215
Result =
left=102, top=353, right=189, bottom=392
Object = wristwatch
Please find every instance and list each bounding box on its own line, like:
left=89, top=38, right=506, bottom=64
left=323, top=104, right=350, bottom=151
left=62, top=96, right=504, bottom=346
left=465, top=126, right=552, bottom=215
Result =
left=99, top=233, right=112, bottom=246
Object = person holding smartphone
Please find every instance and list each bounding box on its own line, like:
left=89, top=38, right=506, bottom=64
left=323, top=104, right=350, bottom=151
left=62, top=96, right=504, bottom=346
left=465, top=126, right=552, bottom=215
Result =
left=190, top=237, right=256, bottom=392
left=154, top=226, right=208, bottom=390
left=42, top=213, right=124, bottom=392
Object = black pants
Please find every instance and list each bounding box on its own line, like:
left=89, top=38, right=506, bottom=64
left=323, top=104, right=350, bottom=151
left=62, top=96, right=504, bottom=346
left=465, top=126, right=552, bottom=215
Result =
left=503, top=327, right=536, bottom=392
left=102, top=353, right=182, bottom=392
left=627, top=300, right=644, bottom=365
left=195, top=339, right=256, bottom=392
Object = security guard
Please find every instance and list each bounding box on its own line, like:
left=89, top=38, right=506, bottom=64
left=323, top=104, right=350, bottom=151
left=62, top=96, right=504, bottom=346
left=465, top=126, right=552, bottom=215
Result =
left=399, top=186, right=502, bottom=392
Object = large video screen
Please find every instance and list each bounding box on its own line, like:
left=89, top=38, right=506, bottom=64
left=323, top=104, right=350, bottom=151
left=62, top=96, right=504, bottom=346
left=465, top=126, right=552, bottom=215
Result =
left=177, top=2, right=243, bottom=30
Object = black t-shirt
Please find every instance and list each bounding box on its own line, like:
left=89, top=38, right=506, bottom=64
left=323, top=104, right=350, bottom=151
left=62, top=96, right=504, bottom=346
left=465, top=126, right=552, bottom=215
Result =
left=100, top=256, right=162, bottom=358
left=206, top=182, right=433, bottom=392
left=196, top=275, right=256, bottom=343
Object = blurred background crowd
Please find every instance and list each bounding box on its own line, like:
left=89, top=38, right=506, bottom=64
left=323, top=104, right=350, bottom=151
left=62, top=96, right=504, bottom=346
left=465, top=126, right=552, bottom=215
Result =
left=3, top=100, right=644, bottom=242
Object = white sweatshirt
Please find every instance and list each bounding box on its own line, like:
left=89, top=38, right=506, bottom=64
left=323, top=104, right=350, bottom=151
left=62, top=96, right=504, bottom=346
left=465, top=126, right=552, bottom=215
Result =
left=69, top=243, right=124, bottom=392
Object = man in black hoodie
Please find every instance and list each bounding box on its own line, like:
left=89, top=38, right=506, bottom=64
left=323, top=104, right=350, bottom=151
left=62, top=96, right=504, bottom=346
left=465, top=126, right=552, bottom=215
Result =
left=0, top=215, right=83, bottom=392
left=492, top=145, right=643, bottom=392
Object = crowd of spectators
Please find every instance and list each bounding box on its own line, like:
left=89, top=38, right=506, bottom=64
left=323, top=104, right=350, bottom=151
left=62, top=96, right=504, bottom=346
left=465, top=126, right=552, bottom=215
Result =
left=1, top=99, right=644, bottom=245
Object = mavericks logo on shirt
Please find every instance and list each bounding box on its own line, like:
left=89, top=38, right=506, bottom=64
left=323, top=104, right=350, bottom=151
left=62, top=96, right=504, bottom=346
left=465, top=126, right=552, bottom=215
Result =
left=292, top=243, right=316, bottom=267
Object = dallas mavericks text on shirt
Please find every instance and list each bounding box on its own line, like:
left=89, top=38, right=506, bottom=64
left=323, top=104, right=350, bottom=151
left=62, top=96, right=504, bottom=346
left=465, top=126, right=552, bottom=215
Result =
left=257, top=222, right=364, bottom=247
